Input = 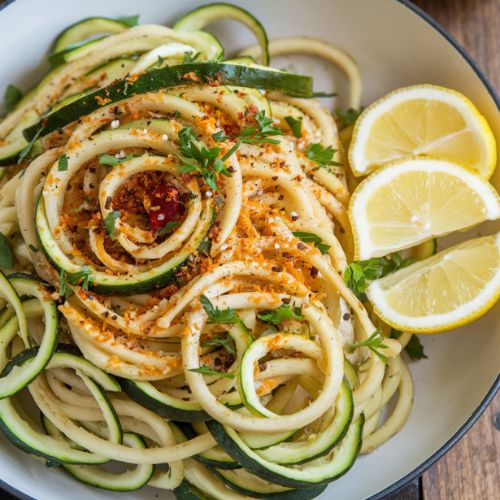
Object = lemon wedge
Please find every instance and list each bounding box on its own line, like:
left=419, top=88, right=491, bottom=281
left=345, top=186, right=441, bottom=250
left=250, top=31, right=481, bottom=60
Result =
left=366, top=233, right=500, bottom=333
left=348, top=84, right=497, bottom=178
left=349, top=157, right=499, bottom=260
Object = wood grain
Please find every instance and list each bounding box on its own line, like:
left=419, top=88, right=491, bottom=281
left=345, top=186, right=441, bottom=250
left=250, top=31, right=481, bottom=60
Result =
left=406, top=1, right=500, bottom=499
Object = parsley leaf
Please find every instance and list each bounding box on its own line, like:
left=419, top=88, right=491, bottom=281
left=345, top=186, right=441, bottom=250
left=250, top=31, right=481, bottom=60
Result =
left=212, top=130, right=230, bottom=142
left=183, top=51, right=201, bottom=64
left=335, top=108, right=361, bottom=129
left=177, top=127, right=233, bottom=191
left=344, top=253, right=415, bottom=301
left=4, top=84, right=22, bottom=113
left=284, top=116, right=302, bottom=138
left=201, top=336, right=237, bottom=356
left=0, top=233, right=14, bottom=268
left=158, top=220, right=181, bottom=237
left=154, top=55, right=165, bottom=68
left=118, top=15, right=140, bottom=27
left=198, top=237, right=211, bottom=256
left=390, top=329, right=403, bottom=339
left=58, top=154, right=68, bottom=172
left=200, top=295, right=249, bottom=333
left=99, top=154, right=137, bottom=167
left=405, top=335, right=427, bottom=361
left=104, top=210, right=120, bottom=239
left=69, top=266, right=94, bottom=291
left=59, top=269, right=68, bottom=298
left=257, top=305, right=305, bottom=326
left=189, top=366, right=235, bottom=378
left=292, top=231, right=331, bottom=255
left=351, top=329, right=388, bottom=363
left=240, top=111, right=282, bottom=145
left=305, top=143, right=342, bottom=170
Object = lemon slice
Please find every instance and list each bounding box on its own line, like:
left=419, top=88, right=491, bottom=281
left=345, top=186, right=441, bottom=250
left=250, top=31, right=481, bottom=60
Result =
left=366, top=234, right=500, bottom=333
left=349, top=157, right=499, bottom=260
left=349, top=84, right=497, bottom=178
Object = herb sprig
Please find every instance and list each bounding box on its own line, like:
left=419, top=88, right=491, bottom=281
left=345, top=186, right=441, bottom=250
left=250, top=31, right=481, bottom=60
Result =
left=104, top=210, right=121, bottom=239
left=335, top=108, right=361, bottom=129
left=292, top=231, right=331, bottom=255
left=177, top=127, right=235, bottom=191
left=350, top=329, right=388, bottom=362
left=405, top=335, right=427, bottom=360
left=305, top=143, right=342, bottom=171
left=257, top=305, right=305, bottom=326
left=200, top=295, right=249, bottom=334
left=201, top=336, right=237, bottom=356
left=239, top=111, right=282, bottom=146
left=99, top=154, right=137, bottom=167
left=344, top=253, right=414, bottom=301
left=284, top=115, right=302, bottom=138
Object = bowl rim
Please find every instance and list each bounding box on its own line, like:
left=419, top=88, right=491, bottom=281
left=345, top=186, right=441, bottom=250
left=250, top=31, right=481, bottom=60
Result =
left=0, top=0, right=498, bottom=499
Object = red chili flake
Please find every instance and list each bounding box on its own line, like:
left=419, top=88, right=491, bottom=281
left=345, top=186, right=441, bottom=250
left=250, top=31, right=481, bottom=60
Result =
left=271, top=266, right=283, bottom=272
left=147, top=184, right=182, bottom=231
left=310, top=266, right=319, bottom=278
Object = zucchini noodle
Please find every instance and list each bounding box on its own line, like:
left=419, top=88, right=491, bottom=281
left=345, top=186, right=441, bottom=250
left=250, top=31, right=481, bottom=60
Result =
left=0, top=4, right=414, bottom=499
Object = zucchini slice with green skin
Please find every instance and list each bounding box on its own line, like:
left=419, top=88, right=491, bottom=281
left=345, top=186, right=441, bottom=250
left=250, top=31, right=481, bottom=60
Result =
left=63, top=433, right=154, bottom=491
left=49, top=36, right=107, bottom=67
left=23, top=63, right=313, bottom=141
left=45, top=417, right=153, bottom=492
left=183, top=422, right=239, bottom=470
left=0, top=275, right=59, bottom=398
left=174, top=3, right=270, bottom=65
left=175, top=459, right=247, bottom=500
left=53, top=16, right=135, bottom=53
left=213, top=468, right=328, bottom=499
left=174, top=480, right=217, bottom=500
left=206, top=415, right=364, bottom=489
left=120, top=379, right=210, bottom=422
left=255, top=380, right=353, bottom=465
left=0, top=397, right=109, bottom=465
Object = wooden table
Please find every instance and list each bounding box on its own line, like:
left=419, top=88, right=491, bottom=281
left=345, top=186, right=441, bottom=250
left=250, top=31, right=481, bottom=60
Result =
left=394, top=1, right=500, bottom=499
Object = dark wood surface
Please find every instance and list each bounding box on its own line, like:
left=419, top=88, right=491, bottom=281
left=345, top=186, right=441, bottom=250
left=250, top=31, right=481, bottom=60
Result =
left=397, top=0, right=500, bottom=498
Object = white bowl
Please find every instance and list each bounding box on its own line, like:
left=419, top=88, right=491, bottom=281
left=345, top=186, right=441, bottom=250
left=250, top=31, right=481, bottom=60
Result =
left=0, top=0, right=498, bottom=499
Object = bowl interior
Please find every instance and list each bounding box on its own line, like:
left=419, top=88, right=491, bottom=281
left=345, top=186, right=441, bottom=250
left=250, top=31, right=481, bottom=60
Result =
left=0, top=1, right=498, bottom=499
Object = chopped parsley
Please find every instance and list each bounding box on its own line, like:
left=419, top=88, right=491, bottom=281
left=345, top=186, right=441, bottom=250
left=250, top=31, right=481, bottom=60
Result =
left=3, top=84, right=22, bottom=113
left=189, top=366, right=235, bottom=378
left=104, top=210, right=120, bottom=239
left=405, top=335, right=427, bottom=361
left=99, top=154, right=137, bottom=167
left=284, top=115, right=302, bottom=138
left=158, top=220, right=181, bottom=237
left=200, top=295, right=249, bottom=334
left=177, top=127, right=234, bottom=191
left=335, top=108, right=361, bottom=129
left=292, top=231, right=331, bottom=255
left=258, top=305, right=305, bottom=326
left=201, top=336, right=237, bottom=356
left=57, top=154, right=68, bottom=172
left=350, top=329, right=389, bottom=363
left=183, top=51, right=201, bottom=64
left=344, top=253, right=414, bottom=301
left=305, top=143, right=342, bottom=170
left=0, top=233, right=14, bottom=268
left=240, top=111, right=282, bottom=146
